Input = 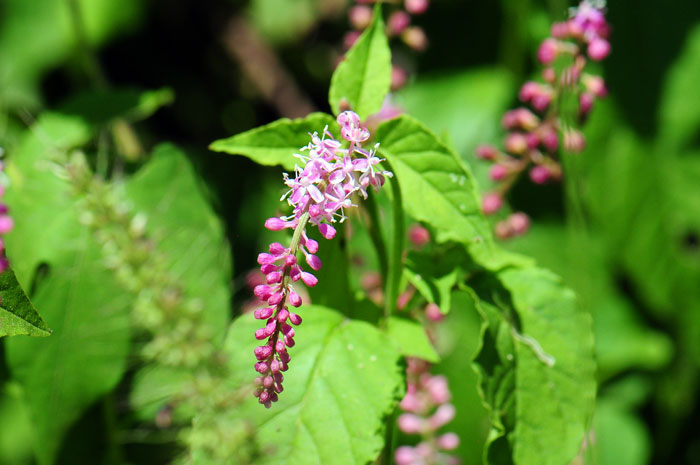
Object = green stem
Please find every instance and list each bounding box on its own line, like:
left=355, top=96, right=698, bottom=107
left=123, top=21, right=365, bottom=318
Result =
left=383, top=160, right=404, bottom=324
left=364, top=192, right=389, bottom=288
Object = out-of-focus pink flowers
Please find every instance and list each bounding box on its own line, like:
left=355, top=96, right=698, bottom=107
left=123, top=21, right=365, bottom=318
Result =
left=0, top=160, right=13, bottom=274
left=396, top=358, right=460, bottom=465
left=475, top=1, right=610, bottom=239
left=252, top=111, right=391, bottom=407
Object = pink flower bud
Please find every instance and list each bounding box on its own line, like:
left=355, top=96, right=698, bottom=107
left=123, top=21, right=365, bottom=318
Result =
left=305, top=238, right=319, bottom=253
left=588, top=37, right=610, bottom=61
left=343, top=31, right=361, bottom=50
left=579, top=92, right=594, bottom=116
left=583, top=74, right=608, bottom=97
left=258, top=253, right=276, bottom=265
left=254, top=307, right=274, bottom=320
left=430, top=404, right=456, bottom=429
left=268, top=292, right=283, bottom=305
left=495, top=220, right=513, bottom=240
left=395, top=446, right=418, bottom=465
left=564, top=129, right=586, bottom=153
left=423, top=303, right=442, bottom=322
left=254, top=345, right=273, bottom=360
left=426, top=375, right=451, bottom=403
left=254, top=285, right=271, bottom=299
left=401, top=27, right=428, bottom=52
left=388, top=11, right=411, bottom=36
left=519, top=81, right=539, bottom=102
left=551, top=21, right=570, bottom=39
left=489, top=164, right=508, bottom=181
left=349, top=5, right=372, bottom=30
left=269, top=242, right=286, bottom=255
left=277, top=308, right=290, bottom=323
left=266, top=271, right=283, bottom=284
left=391, top=66, right=408, bottom=91
left=508, top=212, right=530, bottom=236
left=541, top=129, right=558, bottom=152
left=255, top=362, right=269, bottom=373
left=254, top=328, right=268, bottom=340
left=482, top=193, right=503, bottom=215
left=438, top=433, right=460, bottom=451
left=285, top=255, right=297, bottom=267
left=475, top=145, right=498, bottom=160
left=264, top=217, right=286, bottom=231
left=284, top=335, right=295, bottom=347
left=398, top=413, right=424, bottom=434
left=538, top=38, right=559, bottom=64
left=504, top=133, right=528, bottom=155
left=318, top=223, right=336, bottom=240
left=306, top=254, right=322, bottom=271
left=0, top=216, right=13, bottom=235
left=408, top=224, right=430, bottom=248
left=405, top=0, right=429, bottom=15
left=542, top=67, right=556, bottom=84
left=288, top=291, right=302, bottom=307
left=529, top=165, right=550, bottom=184
left=301, top=271, right=318, bottom=287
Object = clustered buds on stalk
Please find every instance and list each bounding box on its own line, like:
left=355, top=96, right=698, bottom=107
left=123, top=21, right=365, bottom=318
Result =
left=252, top=111, right=392, bottom=407
left=346, top=0, right=430, bottom=91
left=476, top=1, right=610, bottom=239
left=0, top=157, right=14, bottom=274
left=395, top=358, right=460, bottom=465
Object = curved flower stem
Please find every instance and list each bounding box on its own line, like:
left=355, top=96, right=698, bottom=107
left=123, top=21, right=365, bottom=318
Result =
left=364, top=191, right=389, bottom=289
left=383, top=159, right=404, bottom=323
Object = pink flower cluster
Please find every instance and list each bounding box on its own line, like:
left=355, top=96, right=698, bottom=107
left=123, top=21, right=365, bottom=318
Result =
left=476, top=1, right=610, bottom=240
left=395, top=358, right=460, bottom=465
left=252, top=111, right=391, bottom=408
left=345, top=0, right=429, bottom=91
left=0, top=159, right=14, bottom=274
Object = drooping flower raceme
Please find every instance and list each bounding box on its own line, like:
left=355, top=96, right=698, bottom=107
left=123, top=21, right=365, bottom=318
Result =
left=476, top=0, right=610, bottom=239
left=0, top=158, right=14, bottom=274
left=252, top=111, right=392, bottom=408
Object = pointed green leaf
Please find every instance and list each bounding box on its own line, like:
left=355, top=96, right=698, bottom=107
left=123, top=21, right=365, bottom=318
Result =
left=0, top=268, right=51, bottom=338
left=328, top=4, right=391, bottom=118
left=385, top=316, right=439, bottom=362
left=124, top=143, right=233, bottom=335
left=659, top=23, right=700, bottom=150
left=209, top=112, right=337, bottom=170
left=376, top=115, right=531, bottom=270
left=4, top=113, right=132, bottom=465
left=194, top=305, right=404, bottom=465
left=498, top=267, right=595, bottom=465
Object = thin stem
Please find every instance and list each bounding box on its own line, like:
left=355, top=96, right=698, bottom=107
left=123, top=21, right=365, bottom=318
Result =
left=364, top=192, right=389, bottom=288
left=383, top=159, right=404, bottom=324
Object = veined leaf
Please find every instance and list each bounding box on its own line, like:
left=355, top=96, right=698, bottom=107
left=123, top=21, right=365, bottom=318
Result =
left=199, top=305, right=404, bottom=465
left=124, top=143, right=233, bottom=335
left=209, top=112, right=338, bottom=170
left=0, top=268, right=51, bottom=338
left=4, top=113, right=132, bottom=465
left=328, top=4, right=391, bottom=119
left=488, top=267, right=595, bottom=465
left=385, top=316, right=439, bottom=363
left=376, top=115, right=531, bottom=271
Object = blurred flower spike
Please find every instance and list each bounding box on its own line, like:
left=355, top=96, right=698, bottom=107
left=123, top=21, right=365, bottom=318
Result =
left=476, top=0, right=610, bottom=239
left=252, top=111, right=392, bottom=407
left=0, top=155, right=14, bottom=274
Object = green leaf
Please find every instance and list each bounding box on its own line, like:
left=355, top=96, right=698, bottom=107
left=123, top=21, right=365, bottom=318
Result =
left=658, top=23, right=700, bottom=150
left=6, top=234, right=132, bottom=465
left=395, top=68, right=515, bottom=155
left=209, top=112, right=337, bottom=170
left=0, top=268, right=51, bottom=338
left=385, top=316, right=439, bottom=362
left=129, top=365, right=194, bottom=423
left=496, top=267, right=596, bottom=465
left=404, top=245, right=469, bottom=314
left=470, top=290, right=516, bottom=465
left=124, top=143, right=233, bottom=335
left=0, top=383, right=35, bottom=465
left=376, top=115, right=531, bottom=271
left=4, top=113, right=132, bottom=465
left=328, top=4, right=391, bottom=119
left=199, top=305, right=404, bottom=465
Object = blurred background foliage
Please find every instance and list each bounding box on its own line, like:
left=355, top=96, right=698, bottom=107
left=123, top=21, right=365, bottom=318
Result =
left=1, top=0, right=700, bottom=464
